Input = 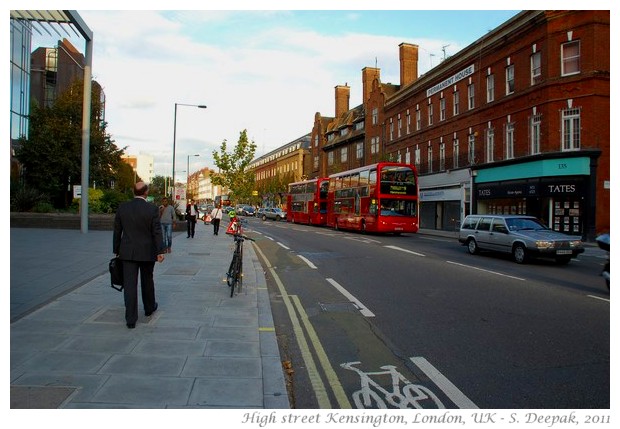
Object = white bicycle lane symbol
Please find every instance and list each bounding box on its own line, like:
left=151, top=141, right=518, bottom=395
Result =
left=341, top=361, right=445, bottom=409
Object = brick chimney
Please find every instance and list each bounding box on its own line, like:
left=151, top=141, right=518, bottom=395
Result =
left=335, top=84, right=350, bottom=118
left=362, top=67, right=380, bottom=104
left=399, top=43, right=419, bottom=87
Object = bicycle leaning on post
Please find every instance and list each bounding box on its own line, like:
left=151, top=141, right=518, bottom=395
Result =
left=225, top=211, right=254, bottom=297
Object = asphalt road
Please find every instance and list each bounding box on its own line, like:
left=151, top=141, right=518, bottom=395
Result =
left=244, top=217, right=609, bottom=409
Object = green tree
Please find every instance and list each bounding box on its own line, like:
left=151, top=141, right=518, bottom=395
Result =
left=15, top=79, right=126, bottom=208
left=211, top=129, right=257, bottom=203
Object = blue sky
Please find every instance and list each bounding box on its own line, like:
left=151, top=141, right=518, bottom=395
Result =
left=12, top=4, right=601, bottom=179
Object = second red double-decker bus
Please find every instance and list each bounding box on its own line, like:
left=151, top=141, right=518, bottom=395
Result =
left=286, top=177, right=329, bottom=225
left=326, top=162, right=419, bottom=234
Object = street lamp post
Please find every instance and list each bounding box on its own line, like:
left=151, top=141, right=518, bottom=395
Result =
left=172, top=103, right=206, bottom=199
left=187, top=154, right=200, bottom=200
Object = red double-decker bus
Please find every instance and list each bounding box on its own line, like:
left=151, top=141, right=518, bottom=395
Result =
left=326, top=162, right=419, bottom=234
left=286, top=177, right=329, bottom=225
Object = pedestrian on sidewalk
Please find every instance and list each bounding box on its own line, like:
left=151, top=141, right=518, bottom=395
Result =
left=186, top=199, right=199, bottom=238
left=159, top=197, right=175, bottom=253
left=113, top=182, right=165, bottom=329
left=210, top=204, right=224, bottom=235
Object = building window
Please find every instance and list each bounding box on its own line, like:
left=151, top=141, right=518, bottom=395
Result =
left=341, top=147, right=348, bottom=163
left=506, top=65, right=515, bottom=95
left=371, top=136, right=380, bottom=154
left=414, top=145, right=420, bottom=169
left=428, top=103, right=433, bottom=125
left=531, top=51, right=542, bottom=85
left=427, top=144, right=433, bottom=173
left=505, top=122, right=515, bottom=159
left=562, top=108, right=581, bottom=150
left=340, top=127, right=348, bottom=136
left=372, top=107, right=378, bottom=125
left=440, top=97, right=446, bottom=121
left=485, top=127, right=495, bottom=163
left=530, top=113, right=542, bottom=154
left=397, top=114, right=402, bottom=138
left=468, top=133, right=476, bottom=164
left=439, top=142, right=445, bottom=171
left=453, top=139, right=459, bottom=169
left=313, top=155, right=319, bottom=170
left=314, top=134, right=319, bottom=147
left=453, top=90, right=460, bottom=115
left=405, top=149, right=411, bottom=164
left=406, top=110, right=411, bottom=134
left=562, top=40, right=580, bottom=76
left=389, top=118, right=394, bottom=141
left=356, top=142, right=364, bottom=159
left=328, top=151, right=334, bottom=166
left=416, top=109, right=421, bottom=131
left=486, top=74, right=494, bottom=103
left=467, top=84, right=475, bottom=110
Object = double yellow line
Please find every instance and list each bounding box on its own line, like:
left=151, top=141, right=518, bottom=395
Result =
left=253, top=244, right=351, bottom=409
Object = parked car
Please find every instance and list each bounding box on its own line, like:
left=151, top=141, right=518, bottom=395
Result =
left=260, top=207, right=287, bottom=221
left=241, top=206, right=255, bottom=216
left=458, top=214, right=584, bottom=264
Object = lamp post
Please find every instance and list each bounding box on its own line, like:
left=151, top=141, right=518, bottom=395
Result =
left=172, top=103, right=206, bottom=199
left=187, top=154, right=200, bottom=200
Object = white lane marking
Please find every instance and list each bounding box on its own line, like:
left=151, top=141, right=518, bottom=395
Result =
left=410, top=357, right=479, bottom=409
left=298, top=255, right=318, bottom=269
left=384, top=245, right=426, bottom=257
left=345, top=236, right=382, bottom=244
left=277, top=242, right=291, bottom=250
left=446, top=261, right=526, bottom=281
left=587, top=295, right=610, bottom=302
left=326, top=278, right=375, bottom=317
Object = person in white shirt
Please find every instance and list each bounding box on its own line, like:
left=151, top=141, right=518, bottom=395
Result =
left=210, top=204, right=224, bottom=235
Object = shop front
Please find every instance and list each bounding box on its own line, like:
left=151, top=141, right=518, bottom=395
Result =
left=419, top=169, right=470, bottom=232
left=472, top=153, right=599, bottom=239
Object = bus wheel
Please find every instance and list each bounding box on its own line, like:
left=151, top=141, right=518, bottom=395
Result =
left=361, top=220, right=366, bottom=233
left=334, top=219, right=339, bottom=230
left=291, top=216, right=295, bottom=224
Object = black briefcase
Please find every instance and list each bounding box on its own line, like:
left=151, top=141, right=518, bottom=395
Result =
left=109, top=257, right=124, bottom=291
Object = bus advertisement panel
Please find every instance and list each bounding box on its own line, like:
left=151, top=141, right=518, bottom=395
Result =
left=286, top=178, right=329, bottom=225
left=326, top=162, right=419, bottom=233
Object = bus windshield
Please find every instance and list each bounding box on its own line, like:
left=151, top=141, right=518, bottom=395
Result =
left=379, top=199, right=417, bottom=217
left=379, top=166, right=417, bottom=196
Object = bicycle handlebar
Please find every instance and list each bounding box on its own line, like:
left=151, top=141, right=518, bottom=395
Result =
left=233, top=234, right=255, bottom=242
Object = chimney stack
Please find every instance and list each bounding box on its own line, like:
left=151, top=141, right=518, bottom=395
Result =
left=362, top=67, right=380, bottom=104
left=399, top=43, right=419, bottom=87
left=335, top=84, right=350, bottom=118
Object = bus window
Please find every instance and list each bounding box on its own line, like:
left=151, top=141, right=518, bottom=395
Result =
left=319, top=181, right=329, bottom=199
left=350, top=173, right=359, bottom=187
left=369, top=169, right=377, bottom=185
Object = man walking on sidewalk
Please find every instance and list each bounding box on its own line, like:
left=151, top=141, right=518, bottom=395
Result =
left=113, top=182, right=166, bottom=329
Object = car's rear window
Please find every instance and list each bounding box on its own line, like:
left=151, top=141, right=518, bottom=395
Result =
left=461, top=216, right=480, bottom=230
left=477, top=218, right=492, bottom=231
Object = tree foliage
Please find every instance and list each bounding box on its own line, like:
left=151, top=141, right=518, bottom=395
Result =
left=15, top=79, right=126, bottom=208
left=211, top=129, right=257, bottom=203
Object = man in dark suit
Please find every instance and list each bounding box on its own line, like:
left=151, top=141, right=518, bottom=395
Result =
left=113, top=182, right=166, bottom=329
left=185, top=199, right=199, bottom=238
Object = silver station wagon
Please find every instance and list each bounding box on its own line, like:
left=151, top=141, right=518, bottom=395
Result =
left=458, top=214, right=584, bottom=264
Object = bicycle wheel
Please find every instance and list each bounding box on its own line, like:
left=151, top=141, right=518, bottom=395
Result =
left=352, top=389, right=387, bottom=409
left=401, top=384, right=444, bottom=409
left=230, top=253, right=242, bottom=297
left=227, top=252, right=239, bottom=288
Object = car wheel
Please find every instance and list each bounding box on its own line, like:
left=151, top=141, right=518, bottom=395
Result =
left=467, top=238, right=479, bottom=255
left=276, top=215, right=281, bottom=221
left=262, top=214, right=267, bottom=221
left=513, top=243, right=527, bottom=264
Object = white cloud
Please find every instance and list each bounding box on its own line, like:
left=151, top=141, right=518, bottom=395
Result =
left=31, top=10, right=475, bottom=178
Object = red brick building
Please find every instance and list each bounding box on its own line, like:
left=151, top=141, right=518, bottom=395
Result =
left=379, top=10, right=609, bottom=238
left=263, top=10, right=609, bottom=239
